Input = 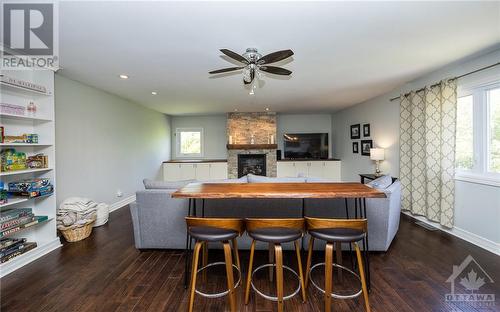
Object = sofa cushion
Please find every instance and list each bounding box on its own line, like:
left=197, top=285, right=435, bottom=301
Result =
left=143, top=179, right=194, bottom=189
left=366, top=175, right=393, bottom=189
left=202, top=175, right=248, bottom=183
left=306, top=177, right=337, bottom=183
left=247, top=174, right=306, bottom=183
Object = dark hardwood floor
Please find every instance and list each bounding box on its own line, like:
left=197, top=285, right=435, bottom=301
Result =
left=1, top=207, right=499, bottom=312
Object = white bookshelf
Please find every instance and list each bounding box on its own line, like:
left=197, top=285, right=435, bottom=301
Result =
left=0, top=69, right=60, bottom=277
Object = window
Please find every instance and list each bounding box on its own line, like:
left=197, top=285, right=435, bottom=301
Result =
left=176, top=128, right=203, bottom=157
left=455, top=80, right=500, bottom=186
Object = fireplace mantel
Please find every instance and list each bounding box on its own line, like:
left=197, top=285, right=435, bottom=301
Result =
left=226, top=144, right=277, bottom=150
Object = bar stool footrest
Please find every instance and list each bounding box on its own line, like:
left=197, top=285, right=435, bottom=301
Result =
left=195, top=262, right=241, bottom=298
left=251, top=263, right=301, bottom=302
left=309, top=262, right=363, bottom=299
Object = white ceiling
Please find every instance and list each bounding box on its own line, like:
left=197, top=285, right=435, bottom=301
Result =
left=58, top=1, right=500, bottom=115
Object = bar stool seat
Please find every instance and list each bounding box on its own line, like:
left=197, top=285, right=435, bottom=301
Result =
left=248, top=227, right=302, bottom=243
left=309, top=228, right=365, bottom=243
left=189, top=226, right=238, bottom=242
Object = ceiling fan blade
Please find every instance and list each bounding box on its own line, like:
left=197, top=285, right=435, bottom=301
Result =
left=259, top=66, right=292, bottom=75
left=220, top=49, right=249, bottom=64
left=257, top=49, right=294, bottom=64
left=209, top=67, right=244, bottom=74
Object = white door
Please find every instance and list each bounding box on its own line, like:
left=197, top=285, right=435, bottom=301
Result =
left=163, top=163, right=181, bottom=181
left=180, top=163, right=196, bottom=180
left=277, top=162, right=296, bottom=177
left=209, top=163, right=228, bottom=180
left=195, top=163, right=211, bottom=181
left=294, top=162, right=308, bottom=178
left=307, top=161, right=325, bottom=179
left=323, top=161, right=341, bottom=181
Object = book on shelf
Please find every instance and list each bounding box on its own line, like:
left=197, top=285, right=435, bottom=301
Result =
left=1, top=242, right=37, bottom=263
left=1, top=214, right=35, bottom=231
left=0, top=238, right=27, bottom=258
left=0, top=216, right=49, bottom=238
left=0, top=237, right=26, bottom=251
left=0, top=208, right=32, bottom=223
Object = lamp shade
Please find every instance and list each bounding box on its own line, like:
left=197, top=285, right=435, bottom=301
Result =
left=370, top=148, right=384, bottom=161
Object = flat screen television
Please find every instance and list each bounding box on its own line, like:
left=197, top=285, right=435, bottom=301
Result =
left=283, top=133, right=329, bottom=159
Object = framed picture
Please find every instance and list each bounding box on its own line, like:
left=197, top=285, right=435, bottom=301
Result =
left=352, top=142, right=359, bottom=153
left=363, top=124, right=370, bottom=137
left=350, top=124, right=360, bottom=139
left=361, top=139, right=373, bottom=156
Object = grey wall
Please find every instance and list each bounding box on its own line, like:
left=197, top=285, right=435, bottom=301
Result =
left=55, top=74, right=171, bottom=206
left=277, top=114, right=333, bottom=158
left=170, top=115, right=227, bottom=159
left=332, top=48, right=500, bottom=249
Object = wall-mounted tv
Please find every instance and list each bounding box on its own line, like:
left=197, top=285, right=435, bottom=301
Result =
left=283, top=133, right=329, bottom=160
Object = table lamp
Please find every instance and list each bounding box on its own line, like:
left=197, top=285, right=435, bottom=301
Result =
left=370, top=148, right=384, bottom=176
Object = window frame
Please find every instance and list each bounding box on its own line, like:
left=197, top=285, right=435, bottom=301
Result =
left=175, top=127, right=204, bottom=158
left=455, top=78, right=500, bottom=187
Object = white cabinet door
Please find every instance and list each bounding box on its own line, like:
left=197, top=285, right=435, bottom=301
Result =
left=307, top=161, right=325, bottom=178
left=277, top=162, right=296, bottom=177
left=195, top=163, right=211, bottom=181
left=180, top=163, right=196, bottom=180
left=294, top=162, right=308, bottom=178
left=323, top=161, right=341, bottom=181
left=163, top=163, right=181, bottom=181
left=209, top=163, right=228, bottom=180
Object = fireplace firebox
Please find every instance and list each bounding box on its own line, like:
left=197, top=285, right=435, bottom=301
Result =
left=238, top=154, right=266, bottom=178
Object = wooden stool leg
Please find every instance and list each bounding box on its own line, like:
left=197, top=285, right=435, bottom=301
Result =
left=324, top=243, right=334, bottom=312
left=268, top=242, right=274, bottom=282
left=275, top=244, right=284, bottom=312
left=355, top=242, right=371, bottom=312
left=188, top=242, right=202, bottom=312
left=202, top=242, right=208, bottom=282
left=244, top=239, right=256, bottom=305
left=294, top=240, right=307, bottom=303
left=305, top=237, right=314, bottom=290
left=335, top=241, right=343, bottom=281
left=223, top=242, right=237, bottom=312
left=232, top=238, right=240, bottom=271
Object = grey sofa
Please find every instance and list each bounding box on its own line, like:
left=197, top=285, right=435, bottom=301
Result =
left=129, top=176, right=401, bottom=251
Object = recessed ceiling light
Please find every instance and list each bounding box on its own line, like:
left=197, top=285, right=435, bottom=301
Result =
left=234, top=109, right=238, bottom=112
left=119, top=74, right=129, bottom=79
left=151, top=91, right=158, bottom=95
left=265, top=108, right=270, bottom=111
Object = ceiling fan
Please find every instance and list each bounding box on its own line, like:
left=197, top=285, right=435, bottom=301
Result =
left=209, top=48, right=294, bottom=84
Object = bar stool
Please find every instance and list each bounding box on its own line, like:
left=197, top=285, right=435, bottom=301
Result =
left=185, top=217, right=244, bottom=312
left=244, top=218, right=306, bottom=312
left=305, top=217, right=370, bottom=312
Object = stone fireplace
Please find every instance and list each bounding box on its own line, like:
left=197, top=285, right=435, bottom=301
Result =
left=227, top=112, right=277, bottom=178
left=238, top=154, right=266, bottom=177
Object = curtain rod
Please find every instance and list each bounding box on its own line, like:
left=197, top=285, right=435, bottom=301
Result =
left=389, top=62, right=500, bottom=102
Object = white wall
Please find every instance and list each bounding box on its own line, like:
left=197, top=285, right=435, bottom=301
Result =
left=55, top=74, right=171, bottom=207
left=170, top=115, right=227, bottom=159
left=277, top=114, right=334, bottom=158
left=332, top=48, right=500, bottom=253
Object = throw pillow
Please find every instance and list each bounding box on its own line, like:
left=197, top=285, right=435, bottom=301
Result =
left=247, top=174, right=306, bottom=183
left=366, top=175, right=393, bottom=189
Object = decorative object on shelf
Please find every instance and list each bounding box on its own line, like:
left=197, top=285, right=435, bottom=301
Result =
left=352, top=142, right=359, bottom=154
left=360, top=140, right=373, bottom=156
left=1, top=103, right=25, bottom=116
left=1, top=149, right=27, bottom=172
left=350, top=124, right=360, bottom=139
left=370, top=148, right=385, bottom=176
left=0, top=74, right=47, bottom=93
left=270, top=134, right=275, bottom=144
left=250, top=133, right=255, bottom=144
left=2, top=133, right=39, bottom=144
left=27, top=154, right=49, bottom=169
left=228, top=135, right=233, bottom=144
left=363, top=123, right=370, bottom=137
left=26, top=101, right=37, bottom=116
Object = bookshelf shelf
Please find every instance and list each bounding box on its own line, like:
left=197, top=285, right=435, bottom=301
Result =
left=0, top=197, right=29, bottom=209
left=0, top=113, right=52, bottom=122
left=0, top=143, right=52, bottom=147
left=0, top=81, right=51, bottom=96
left=0, top=167, right=53, bottom=177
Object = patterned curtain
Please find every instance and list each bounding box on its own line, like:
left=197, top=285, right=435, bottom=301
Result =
left=399, top=79, right=457, bottom=228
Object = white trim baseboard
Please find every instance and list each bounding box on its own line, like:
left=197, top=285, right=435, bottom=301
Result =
left=402, top=211, right=500, bottom=256
left=0, top=238, right=62, bottom=278
left=109, top=195, right=136, bottom=213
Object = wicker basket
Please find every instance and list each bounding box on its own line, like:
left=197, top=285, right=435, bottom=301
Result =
left=60, top=219, right=95, bottom=242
